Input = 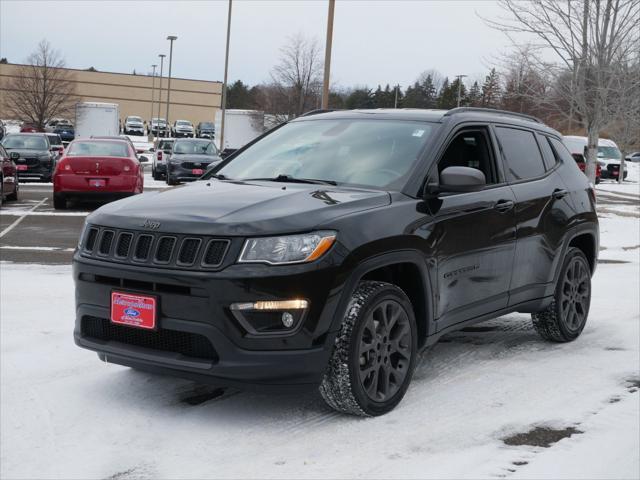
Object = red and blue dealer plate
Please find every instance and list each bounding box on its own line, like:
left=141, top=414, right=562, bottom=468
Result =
left=110, top=291, right=157, bottom=330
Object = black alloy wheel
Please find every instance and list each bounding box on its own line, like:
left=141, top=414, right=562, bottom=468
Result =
left=532, top=247, right=591, bottom=342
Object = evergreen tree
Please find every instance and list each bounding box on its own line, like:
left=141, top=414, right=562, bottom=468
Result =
left=467, top=81, right=481, bottom=106
left=402, top=81, right=424, bottom=108
left=226, top=80, right=254, bottom=109
left=449, top=77, right=468, bottom=107
left=422, top=75, right=437, bottom=108
left=437, top=77, right=458, bottom=109
left=345, top=88, right=374, bottom=109
left=481, top=68, right=502, bottom=109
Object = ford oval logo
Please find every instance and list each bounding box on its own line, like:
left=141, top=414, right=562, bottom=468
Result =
left=124, top=308, right=140, bottom=317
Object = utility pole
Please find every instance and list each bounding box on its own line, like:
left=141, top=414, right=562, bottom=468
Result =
left=455, top=74, right=467, bottom=108
left=165, top=35, right=178, bottom=129
left=394, top=84, right=400, bottom=108
left=321, top=0, right=335, bottom=109
left=219, top=0, right=232, bottom=151
left=149, top=64, right=157, bottom=141
left=157, top=54, right=165, bottom=137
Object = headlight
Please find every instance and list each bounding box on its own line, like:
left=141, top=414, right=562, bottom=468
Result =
left=238, top=231, right=336, bottom=265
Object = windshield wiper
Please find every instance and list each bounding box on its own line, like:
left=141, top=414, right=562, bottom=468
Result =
left=242, top=174, right=337, bottom=186
left=210, top=173, right=230, bottom=180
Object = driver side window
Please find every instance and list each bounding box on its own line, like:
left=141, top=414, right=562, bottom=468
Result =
left=438, top=128, right=498, bottom=184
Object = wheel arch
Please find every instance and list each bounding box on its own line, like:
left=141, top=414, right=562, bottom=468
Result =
left=332, top=250, right=434, bottom=348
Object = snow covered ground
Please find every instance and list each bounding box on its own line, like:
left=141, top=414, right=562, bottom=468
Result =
left=1, top=182, right=639, bottom=479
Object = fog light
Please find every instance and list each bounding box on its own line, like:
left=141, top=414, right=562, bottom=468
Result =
left=281, top=312, right=294, bottom=328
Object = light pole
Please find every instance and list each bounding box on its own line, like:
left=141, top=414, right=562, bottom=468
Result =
left=165, top=35, right=178, bottom=130
left=158, top=54, right=165, bottom=136
left=149, top=64, right=157, bottom=140
left=321, top=0, right=335, bottom=109
left=455, top=74, right=467, bottom=107
left=394, top=84, right=401, bottom=108
left=219, top=0, right=232, bottom=152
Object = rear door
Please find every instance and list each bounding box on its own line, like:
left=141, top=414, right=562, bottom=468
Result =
left=493, top=125, right=574, bottom=306
left=423, top=125, right=517, bottom=331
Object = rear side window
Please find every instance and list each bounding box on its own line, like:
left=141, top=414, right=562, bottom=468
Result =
left=495, top=127, right=546, bottom=182
left=536, top=134, right=557, bottom=170
left=548, top=137, right=577, bottom=165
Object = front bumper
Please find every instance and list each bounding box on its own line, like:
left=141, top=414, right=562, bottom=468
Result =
left=72, top=250, right=344, bottom=387
left=17, top=163, right=53, bottom=181
left=168, top=163, right=208, bottom=181
left=174, top=131, right=194, bottom=138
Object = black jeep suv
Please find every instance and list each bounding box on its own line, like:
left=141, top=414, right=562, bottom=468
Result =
left=73, top=108, right=598, bottom=416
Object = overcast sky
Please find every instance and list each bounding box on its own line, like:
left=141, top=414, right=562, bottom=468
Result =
left=1, top=0, right=515, bottom=88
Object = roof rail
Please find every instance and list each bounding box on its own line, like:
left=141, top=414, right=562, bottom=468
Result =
left=299, top=109, right=337, bottom=117
left=444, top=107, right=541, bottom=124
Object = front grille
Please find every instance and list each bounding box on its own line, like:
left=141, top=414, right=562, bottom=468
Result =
left=181, top=162, right=207, bottom=169
left=134, top=235, right=153, bottom=261
left=178, top=238, right=200, bottom=265
left=25, top=157, right=40, bottom=166
left=155, top=237, right=176, bottom=263
left=203, top=240, right=228, bottom=266
left=98, top=231, right=115, bottom=255
left=81, top=316, right=218, bottom=361
left=115, top=233, right=133, bottom=258
left=85, top=228, right=99, bottom=252
left=81, top=226, right=231, bottom=271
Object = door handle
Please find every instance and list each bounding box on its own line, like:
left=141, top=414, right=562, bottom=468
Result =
left=552, top=188, right=568, bottom=199
left=494, top=199, right=514, bottom=212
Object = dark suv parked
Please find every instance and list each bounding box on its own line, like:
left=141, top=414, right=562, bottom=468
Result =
left=1, top=133, right=54, bottom=182
left=73, top=108, right=598, bottom=416
left=166, top=138, right=221, bottom=185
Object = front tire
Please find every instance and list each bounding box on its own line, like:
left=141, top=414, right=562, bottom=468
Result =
left=7, top=179, right=18, bottom=201
left=532, top=247, right=591, bottom=342
left=320, top=281, right=418, bottom=416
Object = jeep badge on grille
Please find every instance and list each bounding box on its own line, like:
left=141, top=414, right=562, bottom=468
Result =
left=142, top=220, right=161, bottom=230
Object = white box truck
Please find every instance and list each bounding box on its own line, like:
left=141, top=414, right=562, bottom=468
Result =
left=214, top=109, right=265, bottom=156
left=75, top=102, right=120, bottom=138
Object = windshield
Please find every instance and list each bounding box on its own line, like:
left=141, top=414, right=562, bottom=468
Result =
left=67, top=141, right=130, bottom=157
left=127, top=117, right=143, bottom=123
left=152, top=118, right=167, bottom=125
left=173, top=140, right=216, bottom=155
left=177, top=121, right=191, bottom=126
left=2, top=135, right=48, bottom=150
left=200, top=122, right=214, bottom=129
left=598, top=146, right=621, bottom=159
left=214, top=119, right=435, bottom=188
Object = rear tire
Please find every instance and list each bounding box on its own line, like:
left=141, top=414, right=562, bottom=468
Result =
left=7, top=180, right=18, bottom=201
left=319, top=281, right=418, bottom=416
left=532, top=247, right=591, bottom=342
left=53, top=193, right=67, bottom=210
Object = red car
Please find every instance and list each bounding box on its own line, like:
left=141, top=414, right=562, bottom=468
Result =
left=0, top=143, right=19, bottom=206
left=53, top=139, right=144, bottom=209
left=20, top=123, right=41, bottom=133
left=572, top=154, right=601, bottom=184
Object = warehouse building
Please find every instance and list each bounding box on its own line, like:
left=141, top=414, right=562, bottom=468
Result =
left=0, top=62, right=222, bottom=125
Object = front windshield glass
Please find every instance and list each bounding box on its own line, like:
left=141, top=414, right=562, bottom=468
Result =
left=215, top=119, right=435, bottom=188
left=128, top=117, right=143, bottom=123
left=200, top=122, right=214, bottom=129
left=173, top=140, right=216, bottom=155
left=2, top=135, right=48, bottom=150
left=598, top=146, right=621, bottom=159
left=67, top=141, right=130, bottom=157
left=177, top=120, right=191, bottom=126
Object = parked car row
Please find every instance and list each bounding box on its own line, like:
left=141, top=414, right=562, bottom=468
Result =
left=563, top=136, right=628, bottom=181
left=118, top=116, right=215, bottom=139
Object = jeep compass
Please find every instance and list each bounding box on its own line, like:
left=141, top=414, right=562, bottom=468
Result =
left=73, top=108, right=598, bottom=416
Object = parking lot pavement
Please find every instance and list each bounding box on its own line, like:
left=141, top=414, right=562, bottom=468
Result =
left=0, top=175, right=170, bottom=265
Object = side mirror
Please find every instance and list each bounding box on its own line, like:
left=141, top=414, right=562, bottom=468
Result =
left=425, top=166, right=486, bottom=198
left=10, top=152, right=20, bottom=160
left=149, top=147, right=155, bottom=152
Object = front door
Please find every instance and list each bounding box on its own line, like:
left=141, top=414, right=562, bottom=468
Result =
left=423, top=127, right=517, bottom=331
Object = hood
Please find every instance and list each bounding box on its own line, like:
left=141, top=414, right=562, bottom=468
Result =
left=89, top=180, right=391, bottom=236
left=170, top=153, right=220, bottom=163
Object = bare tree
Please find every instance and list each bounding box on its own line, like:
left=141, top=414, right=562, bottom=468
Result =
left=485, top=0, right=640, bottom=183
left=270, top=33, right=323, bottom=118
left=3, top=40, right=76, bottom=130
